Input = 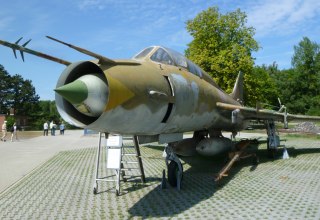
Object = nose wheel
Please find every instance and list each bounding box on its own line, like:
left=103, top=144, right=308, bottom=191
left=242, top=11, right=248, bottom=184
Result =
left=168, top=160, right=183, bottom=187
left=163, top=144, right=183, bottom=190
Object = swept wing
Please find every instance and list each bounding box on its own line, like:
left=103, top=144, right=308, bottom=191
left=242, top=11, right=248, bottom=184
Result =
left=217, top=102, right=320, bottom=123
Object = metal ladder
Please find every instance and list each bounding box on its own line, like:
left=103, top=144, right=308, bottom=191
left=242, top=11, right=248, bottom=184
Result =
left=93, top=133, right=145, bottom=196
left=121, top=136, right=146, bottom=184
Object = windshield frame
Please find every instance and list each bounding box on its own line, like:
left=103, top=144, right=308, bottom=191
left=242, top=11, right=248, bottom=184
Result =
left=133, top=46, right=155, bottom=60
left=133, top=46, right=204, bottom=78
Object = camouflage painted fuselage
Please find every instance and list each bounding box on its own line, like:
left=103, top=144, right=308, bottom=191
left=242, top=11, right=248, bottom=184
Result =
left=56, top=46, right=244, bottom=135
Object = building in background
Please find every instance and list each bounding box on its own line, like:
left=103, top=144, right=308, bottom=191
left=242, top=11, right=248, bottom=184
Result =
left=0, top=114, right=5, bottom=131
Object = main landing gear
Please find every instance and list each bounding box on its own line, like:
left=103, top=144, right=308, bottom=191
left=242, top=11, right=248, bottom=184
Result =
left=162, top=144, right=183, bottom=190
left=265, top=120, right=285, bottom=159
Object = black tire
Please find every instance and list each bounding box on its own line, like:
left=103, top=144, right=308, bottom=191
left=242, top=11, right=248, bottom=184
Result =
left=252, top=156, right=259, bottom=165
left=268, top=148, right=276, bottom=159
left=267, top=138, right=276, bottom=159
left=168, top=161, right=178, bottom=187
left=167, top=161, right=183, bottom=187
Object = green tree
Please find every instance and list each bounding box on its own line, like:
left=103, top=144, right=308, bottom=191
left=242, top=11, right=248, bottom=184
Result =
left=32, top=100, right=61, bottom=130
left=268, top=37, right=320, bottom=115
left=185, top=7, right=259, bottom=105
left=291, top=37, right=320, bottom=114
left=246, top=65, right=279, bottom=108
left=0, top=65, right=40, bottom=116
left=0, top=65, right=11, bottom=114
left=269, top=68, right=296, bottom=108
left=1, top=64, right=42, bottom=129
left=8, top=74, right=40, bottom=116
left=292, top=37, right=320, bottom=96
left=5, top=116, right=15, bottom=132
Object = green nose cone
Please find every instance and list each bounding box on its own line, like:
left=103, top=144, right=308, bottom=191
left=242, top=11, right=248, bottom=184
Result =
left=55, top=80, right=88, bottom=104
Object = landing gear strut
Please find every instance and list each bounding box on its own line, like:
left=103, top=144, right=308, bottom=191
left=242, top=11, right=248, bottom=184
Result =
left=266, top=120, right=281, bottom=159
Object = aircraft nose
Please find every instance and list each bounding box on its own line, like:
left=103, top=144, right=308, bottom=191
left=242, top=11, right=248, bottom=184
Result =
left=55, top=74, right=108, bottom=117
left=55, top=80, right=88, bottom=104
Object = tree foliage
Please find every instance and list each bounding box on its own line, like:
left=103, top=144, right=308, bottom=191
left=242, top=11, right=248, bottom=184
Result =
left=0, top=63, right=42, bottom=128
left=0, top=64, right=72, bottom=130
left=291, top=37, right=320, bottom=115
left=270, top=37, right=320, bottom=115
left=9, top=74, right=40, bottom=116
left=32, top=100, right=62, bottom=130
left=0, top=65, right=11, bottom=114
left=0, top=64, right=40, bottom=115
left=185, top=6, right=260, bottom=105
left=246, top=65, right=279, bottom=108
left=5, top=116, right=15, bottom=131
left=185, top=8, right=320, bottom=112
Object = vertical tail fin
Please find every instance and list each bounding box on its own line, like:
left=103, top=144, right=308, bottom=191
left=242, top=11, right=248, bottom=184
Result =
left=230, top=71, right=244, bottom=103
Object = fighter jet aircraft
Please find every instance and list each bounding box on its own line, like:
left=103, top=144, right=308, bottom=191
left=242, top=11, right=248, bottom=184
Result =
left=1, top=37, right=320, bottom=189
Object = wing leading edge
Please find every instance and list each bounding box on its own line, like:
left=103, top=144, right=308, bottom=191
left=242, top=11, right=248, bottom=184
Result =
left=216, top=102, right=320, bottom=123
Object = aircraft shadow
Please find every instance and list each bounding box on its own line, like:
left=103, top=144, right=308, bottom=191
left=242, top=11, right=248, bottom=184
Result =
left=128, top=143, right=320, bottom=218
left=128, top=149, right=251, bottom=218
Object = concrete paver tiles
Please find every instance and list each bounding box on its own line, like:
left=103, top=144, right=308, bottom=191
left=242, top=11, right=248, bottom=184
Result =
left=1, top=135, right=320, bottom=219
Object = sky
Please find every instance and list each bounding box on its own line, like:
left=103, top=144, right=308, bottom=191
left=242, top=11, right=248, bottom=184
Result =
left=1, top=0, right=320, bottom=100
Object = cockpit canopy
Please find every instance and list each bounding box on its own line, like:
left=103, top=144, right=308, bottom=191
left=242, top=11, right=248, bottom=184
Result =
left=133, top=46, right=203, bottom=78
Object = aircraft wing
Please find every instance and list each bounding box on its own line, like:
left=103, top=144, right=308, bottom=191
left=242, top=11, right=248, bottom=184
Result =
left=216, top=102, right=320, bottom=122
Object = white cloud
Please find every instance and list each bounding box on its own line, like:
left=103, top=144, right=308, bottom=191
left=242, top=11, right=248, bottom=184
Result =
left=165, top=30, right=192, bottom=49
left=246, top=0, right=320, bottom=36
left=78, top=0, right=106, bottom=10
left=0, top=16, right=14, bottom=31
left=287, top=0, right=320, bottom=23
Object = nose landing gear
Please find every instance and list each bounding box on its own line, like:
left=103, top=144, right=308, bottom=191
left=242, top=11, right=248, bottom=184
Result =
left=162, top=144, right=183, bottom=190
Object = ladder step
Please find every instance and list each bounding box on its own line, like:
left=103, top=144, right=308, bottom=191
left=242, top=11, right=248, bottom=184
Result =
left=121, top=161, right=138, bottom=164
left=122, top=176, right=143, bottom=180
left=122, top=153, right=137, bottom=156
left=122, top=175, right=143, bottom=178
left=121, top=168, right=139, bottom=171
left=95, top=134, right=146, bottom=195
left=122, top=145, right=134, bottom=148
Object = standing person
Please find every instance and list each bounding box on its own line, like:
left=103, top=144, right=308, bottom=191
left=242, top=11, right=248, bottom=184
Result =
left=50, top=121, right=54, bottom=136
left=1, top=121, right=8, bottom=142
left=11, top=122, right=18, bottom=142
left=43, top=121, right=49, bottom=136
left=52, top=121, right=56, bottom=136
left=59, top=122, right=65, bottom=135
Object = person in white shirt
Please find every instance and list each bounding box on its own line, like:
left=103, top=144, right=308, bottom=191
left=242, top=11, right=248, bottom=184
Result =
left=11, top=122, right=18, bottom=142
left=1, top=121, right=8, bottom=142
left=43, top=121, right=49, bottom=136
left=50, top=121, right=54, bottom=136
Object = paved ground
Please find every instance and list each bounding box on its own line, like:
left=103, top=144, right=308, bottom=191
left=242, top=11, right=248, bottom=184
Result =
left=0, top=130, right=97, bottom=192
left=0, top=132, right=320, bottom=219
